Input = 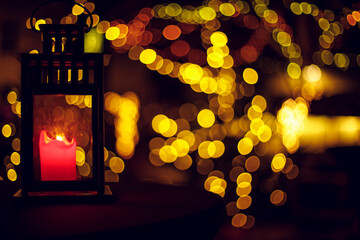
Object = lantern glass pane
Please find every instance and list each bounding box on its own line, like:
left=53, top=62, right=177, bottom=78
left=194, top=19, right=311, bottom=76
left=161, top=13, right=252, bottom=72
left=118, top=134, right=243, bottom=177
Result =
left=33, top=94, right=93, bottom=181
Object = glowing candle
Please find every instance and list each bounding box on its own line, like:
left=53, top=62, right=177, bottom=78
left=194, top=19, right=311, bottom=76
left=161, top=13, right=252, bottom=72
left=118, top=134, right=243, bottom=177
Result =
left=39, top=130, right=76, bottom=181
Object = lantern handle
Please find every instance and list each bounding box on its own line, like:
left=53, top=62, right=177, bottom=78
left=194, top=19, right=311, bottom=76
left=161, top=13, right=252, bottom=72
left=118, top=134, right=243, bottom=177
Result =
left=30, top=0, right=94, bottom=33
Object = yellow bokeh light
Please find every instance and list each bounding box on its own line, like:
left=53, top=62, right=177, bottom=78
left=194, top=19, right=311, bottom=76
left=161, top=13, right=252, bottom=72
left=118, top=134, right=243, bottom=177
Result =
left=199, top=7, right=217, bottom=21
left=210, top=140, right=225, bottom=158
left=237, top=172, right=252, bottom=184
left=236, top=182, right=252, bottom=196
left=247, top=106, right=262, bottom=121
left=200, top=77, right=218, bottom=94
left=287, top=62, right=301, bottom=79
left=210, top=31, right=228, bottom=47
left=300, top=2, right=312, bottom=14
left=198, top=140, right=211, bottom=159
left=152, top=114, right=168, bottom=133
left=105, top=26, right=120, bottom=40
left=182, top=64, right=203, bottom=83
left=206, top=176, right=227, bottom=197
left=290, top=2, right=302, bottom=15
left=29, top=49, right=39, bottom=54
left=277, top=31, right=291, bottom=47
left=219, top=3, right=235, bottom=17
left=161, top=118, right=178, bottom=137
left=204, top=176, right=218, bottom=191
left=109, top=156, right=125, bottom=173
left=35, top=19, right=46, bottom=31
left=140, top=49, right=157, bottom=64
left=271, top=153, right=286, bottom=172
left=334, top=53, right=349, bottom=68
left=72, top=4, right=84, bottom=15
left=165, top=3, right=182, bottom=17
left=319, top=18, right=330, bottom=31
left=302, top=64, right=322, bottom=82
left=177, top=130, right=196, bottom=148
left=76, top=147, right=85, bottom=166
left=158, top=117, right=171, bottom=133
left=236, top=195, right=252, bottom=210
left=257, top=125, right=272, bottom=142
left=7, top=91, right=17, bottom=104
left=263, top=10, right=278, bottom=24
left=243, top=68, right=258, bottom=84
left=10, top=152, right=20, bottom=165
left=197, top=109, right=216, bottom=128
left=237, top=137, right=253, bottom=155
left=159, top=145, right=178, bottom=163
left=2, top=124, right=12, bottom=138
left=250, top=118, right=264, bottom=135
left=171, top=139, right=190, bottom=157
left=7, top=169, right=17, bottom=182
left=252, top=95, right=267, bottom=112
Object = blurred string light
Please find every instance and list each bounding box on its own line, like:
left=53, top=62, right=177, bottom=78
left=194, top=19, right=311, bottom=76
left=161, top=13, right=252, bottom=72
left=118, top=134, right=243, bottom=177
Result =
left=105, top=91, right=140, bottom=159
left=0, top=0, right=357, bottom=229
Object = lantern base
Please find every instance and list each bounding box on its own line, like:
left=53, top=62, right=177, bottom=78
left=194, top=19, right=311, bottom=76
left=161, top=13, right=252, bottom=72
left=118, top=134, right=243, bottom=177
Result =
left=13, top=185, right=113, bottom=203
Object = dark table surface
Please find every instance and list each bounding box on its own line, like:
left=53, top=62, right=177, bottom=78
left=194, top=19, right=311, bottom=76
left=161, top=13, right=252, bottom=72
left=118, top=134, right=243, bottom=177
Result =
left=0, top=181, right=226, bottom=240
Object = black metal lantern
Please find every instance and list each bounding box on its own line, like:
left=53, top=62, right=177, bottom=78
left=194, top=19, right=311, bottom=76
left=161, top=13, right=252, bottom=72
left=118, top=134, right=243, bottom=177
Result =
left=19, top=22, right=106, bottom=198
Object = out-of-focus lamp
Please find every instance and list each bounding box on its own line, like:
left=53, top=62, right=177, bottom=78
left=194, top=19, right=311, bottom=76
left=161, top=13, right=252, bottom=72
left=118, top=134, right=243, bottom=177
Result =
left=18, top=3, right=107, bottom=198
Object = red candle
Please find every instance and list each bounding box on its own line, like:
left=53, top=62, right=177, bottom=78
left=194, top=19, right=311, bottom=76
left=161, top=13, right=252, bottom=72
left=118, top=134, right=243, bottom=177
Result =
left=39, top=130, right=77, bottom=181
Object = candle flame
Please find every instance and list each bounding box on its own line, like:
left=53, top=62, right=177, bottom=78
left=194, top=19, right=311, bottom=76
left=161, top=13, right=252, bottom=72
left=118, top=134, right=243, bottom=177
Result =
left=42, top=131, right=74, bottom=145
left=56, top=135, right=64, bottom=141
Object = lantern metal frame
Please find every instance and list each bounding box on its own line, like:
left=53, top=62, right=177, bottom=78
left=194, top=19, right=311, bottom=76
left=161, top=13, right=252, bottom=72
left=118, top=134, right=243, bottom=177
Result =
left=20, top=24, right=105, bottom=197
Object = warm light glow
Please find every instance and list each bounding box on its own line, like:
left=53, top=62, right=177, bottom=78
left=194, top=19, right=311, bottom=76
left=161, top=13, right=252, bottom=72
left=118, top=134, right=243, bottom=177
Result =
left=271, top=153, right=286, bottom=172
left=199, top=7, right=217, bottom=21
left=237, top=172, right=252, bottom=185
left=287, top=62, right=301, bottom=79
left=210, top=31, right=228, bottom=47
left=303, top=64, right=322, bottom=83
left=243, top=68, right=258, bottom=84
left=2, top=124, right=12, bottom=138
left=220, top=3, right=235, bottom=17
left=7, top=91, right=17, bottom=104
left=109, top=157, right=125, bottom=173
left=56, top=135, right=64, bottom=141
left=7, top=169, right=17, bottom=182
left=10, top=152, right=20, bottom=166
left=139, top=49, right=157, bottom=64
left=6, top=0, right=359, bottom=229
left=163, top=25, right=181, bottom=40
left=197, top=109, right=216, bottom=128
left=237, top=137, right=253, bottom=155
left=105, top=26, right=120, bottom=40
left=105, top=92, right=139, bottom=160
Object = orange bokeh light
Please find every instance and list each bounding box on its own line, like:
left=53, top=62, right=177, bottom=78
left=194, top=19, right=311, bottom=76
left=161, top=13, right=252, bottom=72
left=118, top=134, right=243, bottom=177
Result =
left=163, top=25, right=182, bottom=40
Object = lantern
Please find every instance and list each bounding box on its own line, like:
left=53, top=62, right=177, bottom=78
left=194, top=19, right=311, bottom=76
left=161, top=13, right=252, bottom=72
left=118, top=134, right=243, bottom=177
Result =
left=20, top=21, right=106, bottom=198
